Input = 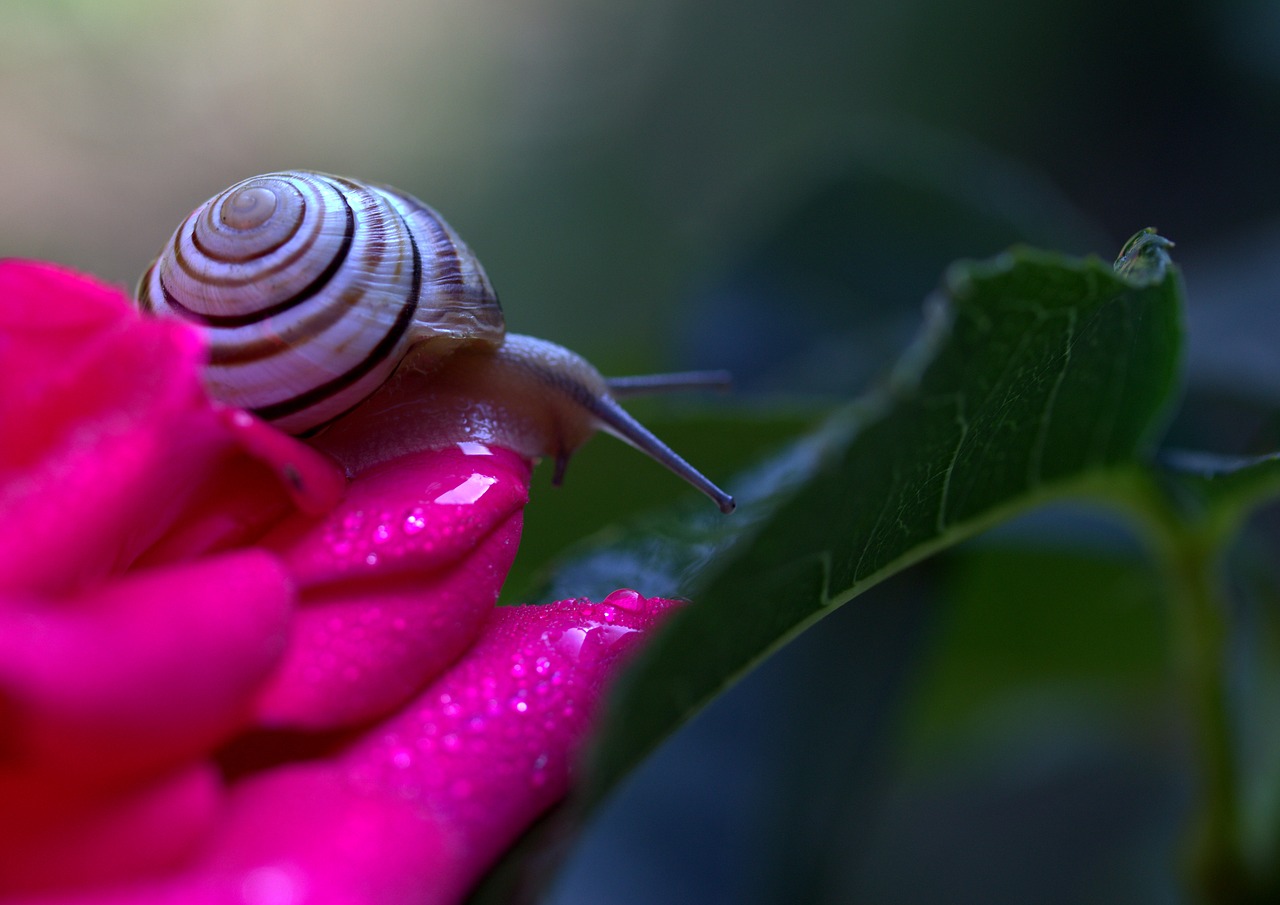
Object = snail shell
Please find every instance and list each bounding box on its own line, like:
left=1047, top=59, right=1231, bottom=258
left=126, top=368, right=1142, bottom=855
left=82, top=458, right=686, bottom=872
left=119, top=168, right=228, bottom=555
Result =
left=138, top=170, right=735, bottom=513
left=137, top=171, right=504, bottom=435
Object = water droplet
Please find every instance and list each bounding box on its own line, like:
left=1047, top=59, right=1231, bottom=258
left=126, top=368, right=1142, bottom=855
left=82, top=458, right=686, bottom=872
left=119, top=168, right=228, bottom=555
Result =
left=534, top=656, right=551, bottom=676
left=372, top=523, right=391, bottom=544
left=391, top=749, right=412, bottom=769
left=403, top=508, right=426, bottom=534
left=556, top=627, right=588, bottom=661
left=602, top=588, right=646, bottom=612
left=365, top=552, right=379, bottom=566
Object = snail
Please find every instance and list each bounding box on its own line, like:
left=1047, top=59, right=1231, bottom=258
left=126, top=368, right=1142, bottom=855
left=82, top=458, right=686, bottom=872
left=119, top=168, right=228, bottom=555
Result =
left=136, top=170, right=735, bottom=513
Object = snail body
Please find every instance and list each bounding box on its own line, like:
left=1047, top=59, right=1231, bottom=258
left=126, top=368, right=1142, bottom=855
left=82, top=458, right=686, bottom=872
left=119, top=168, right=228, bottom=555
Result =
left=138, top=171, right=735, bottom=513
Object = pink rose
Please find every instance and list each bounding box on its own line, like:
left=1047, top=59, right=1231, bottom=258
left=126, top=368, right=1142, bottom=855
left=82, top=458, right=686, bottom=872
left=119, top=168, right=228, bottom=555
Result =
left=0, top=261, right=680, bottom=903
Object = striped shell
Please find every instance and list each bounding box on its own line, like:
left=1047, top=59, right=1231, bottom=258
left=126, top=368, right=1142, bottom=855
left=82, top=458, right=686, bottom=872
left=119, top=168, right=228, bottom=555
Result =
left=137, top=171, right=505, bottom=434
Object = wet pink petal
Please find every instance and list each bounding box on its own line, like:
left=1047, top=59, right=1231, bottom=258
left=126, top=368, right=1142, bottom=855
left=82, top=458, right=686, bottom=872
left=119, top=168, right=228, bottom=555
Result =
left=17, top=594, right=680, bottom=905
left=253, top=447, right=530, bottom=729
left=223, top=595, right=681, bottom=905
left=336, top=591, right=681, bottom=872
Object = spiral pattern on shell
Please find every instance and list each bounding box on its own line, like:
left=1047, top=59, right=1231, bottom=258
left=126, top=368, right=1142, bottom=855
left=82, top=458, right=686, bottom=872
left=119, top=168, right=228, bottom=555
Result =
left=138, top=171, right=505, bottom=434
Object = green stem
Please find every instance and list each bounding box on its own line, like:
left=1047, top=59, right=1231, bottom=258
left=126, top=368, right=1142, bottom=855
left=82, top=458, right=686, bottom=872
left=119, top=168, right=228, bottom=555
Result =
left=1134, top=487, right=1251, bottom=902
left=1172, top=537, right=1246, bottom=900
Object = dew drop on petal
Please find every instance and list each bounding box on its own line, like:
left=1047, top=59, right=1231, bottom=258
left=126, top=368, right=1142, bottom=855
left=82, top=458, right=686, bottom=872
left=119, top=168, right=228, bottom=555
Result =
left=403, top=507, right=426, bottom=534
left=555, top=627, right=588, bottom=662
left=602, top=588, right=647, bottom=613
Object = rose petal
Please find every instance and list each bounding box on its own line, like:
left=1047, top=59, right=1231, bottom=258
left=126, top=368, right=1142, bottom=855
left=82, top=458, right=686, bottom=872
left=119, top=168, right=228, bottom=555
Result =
left=272, top=446, right=530, bottom=588
left=18, top=594, right=680, bottom=905
left=215, top=408, right=346, bottom=518
left=0, top=261, right=238, bottom=597
left=0, top=550, right=292, bottom=794
left=0, top=763, right=221, bottom=897
left=342, top=593, right=681, bottom=850
left=227, top=593, right=681, bottom=904
left=252, top=447, right=531, bottom=729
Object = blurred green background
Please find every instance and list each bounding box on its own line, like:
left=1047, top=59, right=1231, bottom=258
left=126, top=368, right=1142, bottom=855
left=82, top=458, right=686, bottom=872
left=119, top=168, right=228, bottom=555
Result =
left=6, top=0, right=1280, bottom=902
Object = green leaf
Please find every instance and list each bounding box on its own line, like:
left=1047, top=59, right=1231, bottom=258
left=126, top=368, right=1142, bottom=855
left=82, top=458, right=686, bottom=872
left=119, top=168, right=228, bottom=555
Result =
left=470, top=240, right=1185, bottom=901
left=581, top=243, right=1184, bottom=804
